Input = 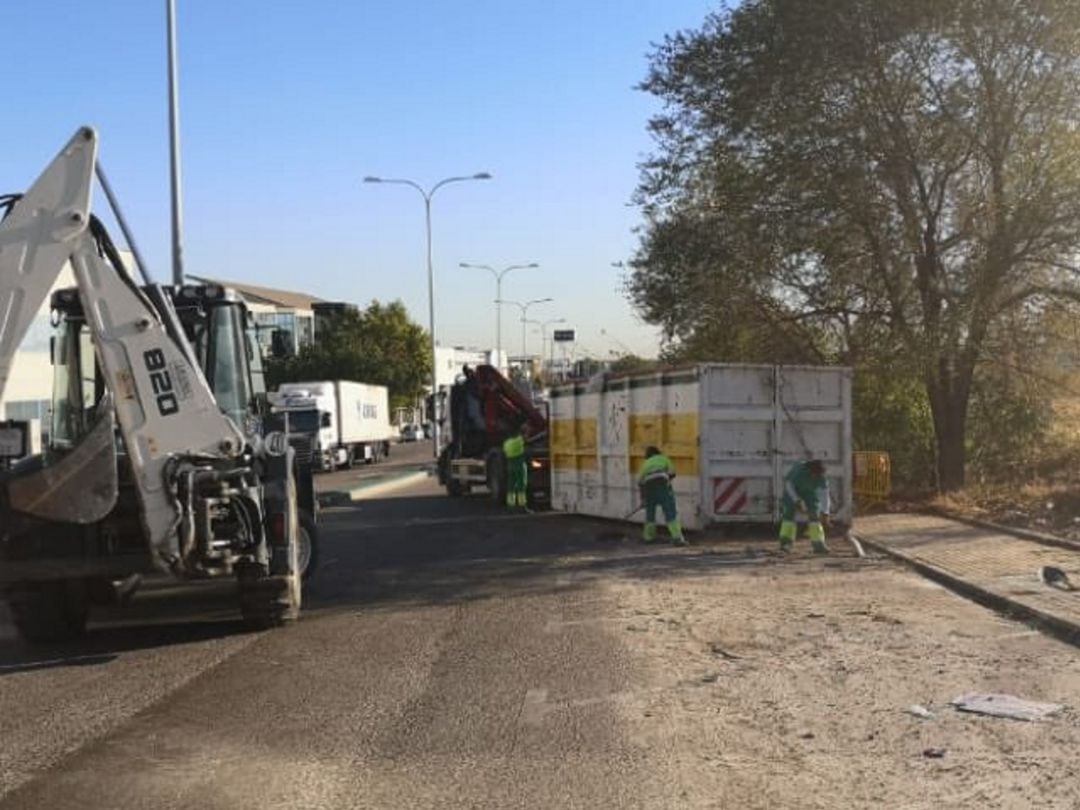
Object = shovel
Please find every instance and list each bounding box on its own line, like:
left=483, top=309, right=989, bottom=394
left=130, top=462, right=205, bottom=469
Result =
left=594, top=503, right=644, bottom=542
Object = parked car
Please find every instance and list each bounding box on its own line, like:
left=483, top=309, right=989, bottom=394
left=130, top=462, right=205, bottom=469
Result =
left=400, top=424, right=422, bottom=442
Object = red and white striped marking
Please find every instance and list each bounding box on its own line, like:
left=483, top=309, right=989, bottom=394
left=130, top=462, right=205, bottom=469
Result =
left=713, top=477, right=748, bottom=514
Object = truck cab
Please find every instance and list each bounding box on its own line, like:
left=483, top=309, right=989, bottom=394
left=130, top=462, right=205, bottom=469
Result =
left=273, top=386, right=341, bottom=471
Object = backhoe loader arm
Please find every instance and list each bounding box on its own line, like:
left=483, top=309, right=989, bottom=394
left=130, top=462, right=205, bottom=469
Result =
left=0, top=127, right=245, bottom=571
left=0, top=128, right=95, bottom=400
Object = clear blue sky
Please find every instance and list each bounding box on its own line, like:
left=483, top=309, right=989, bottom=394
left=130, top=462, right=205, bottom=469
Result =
left=3, top=1, right=716, bottom=359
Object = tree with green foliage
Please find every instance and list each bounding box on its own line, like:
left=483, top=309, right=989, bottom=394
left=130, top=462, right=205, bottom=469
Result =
left=608, top=354, right=660, bottom=375
left=633, top=0, right=1080, bottom=490
left=267, top=301, right=430, bottom=409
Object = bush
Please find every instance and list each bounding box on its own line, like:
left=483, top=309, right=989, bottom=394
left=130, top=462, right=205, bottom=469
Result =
left=853, top=367, right=936, bottom=492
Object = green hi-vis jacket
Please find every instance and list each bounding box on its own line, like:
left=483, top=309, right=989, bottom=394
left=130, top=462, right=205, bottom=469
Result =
left=503, top=434, right=526, bottom=460
left=784, top=460, right=826, bottom=513
left=638, top=453, right=675, bottom=491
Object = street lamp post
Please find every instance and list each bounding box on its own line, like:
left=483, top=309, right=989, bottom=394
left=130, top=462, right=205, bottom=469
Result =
left=542, top=317, right=567, bottom=376
left=527, top=317, right=567, bottom=378
left=498, top=298, right=553, bottom=364
left=459, top=262, right=539, bottom=370
left=364, top=172, right=492, bottom=457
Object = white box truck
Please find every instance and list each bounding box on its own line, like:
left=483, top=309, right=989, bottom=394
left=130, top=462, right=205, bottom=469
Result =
left=549, top=364, right=853, bottom=530
left=275, top=381, right=394, bottom=472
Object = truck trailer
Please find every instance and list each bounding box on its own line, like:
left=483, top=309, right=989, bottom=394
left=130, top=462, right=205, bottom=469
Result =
left=275, top=381, right=394, bottom=472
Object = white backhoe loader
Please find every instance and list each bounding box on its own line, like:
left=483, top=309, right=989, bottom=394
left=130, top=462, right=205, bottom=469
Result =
left=0, top=127, right=318, bottom=642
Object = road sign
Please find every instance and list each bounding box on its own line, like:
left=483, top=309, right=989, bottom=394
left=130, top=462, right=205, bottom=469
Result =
left=553, top=329, right=576, bottom=342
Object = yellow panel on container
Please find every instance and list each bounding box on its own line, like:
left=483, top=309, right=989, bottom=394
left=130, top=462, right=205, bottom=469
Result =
left=550, top=418, right=598, bottom=472
left=628, top=413, right=698, bottom=477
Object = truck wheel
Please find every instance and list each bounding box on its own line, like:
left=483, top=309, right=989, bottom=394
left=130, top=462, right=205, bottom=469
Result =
left=298, top=510, right=318, bottom=581
left=7, top=580, right=89, bottom=643
left=486, top=449, right=507, bottom=506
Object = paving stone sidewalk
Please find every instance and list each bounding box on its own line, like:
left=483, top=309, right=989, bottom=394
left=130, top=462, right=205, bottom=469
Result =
left=854, top=513, right=1080, bottom=639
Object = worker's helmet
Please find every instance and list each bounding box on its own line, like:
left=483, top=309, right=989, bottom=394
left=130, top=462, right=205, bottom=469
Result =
left=645, top=445, right=661, bottom=458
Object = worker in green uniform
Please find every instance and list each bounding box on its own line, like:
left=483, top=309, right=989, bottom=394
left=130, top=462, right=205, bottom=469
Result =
left=779, top=459, right=830, bottom=553
left=503, top=423, right=528, bottom=510
left=638, top=445, right=687, bottom=546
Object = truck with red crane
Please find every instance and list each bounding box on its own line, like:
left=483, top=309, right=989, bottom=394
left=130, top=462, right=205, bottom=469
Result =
left=436, top=365, right=551, bottom=508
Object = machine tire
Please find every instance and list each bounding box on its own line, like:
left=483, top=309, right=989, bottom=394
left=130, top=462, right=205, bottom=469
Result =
left=237, top=565, right=300, bottom=629
left=298, top=510, right=318, bottom=581
left=486, top=449, right=507, bottom=506
left=239, top=471, right=303, bottom=629
left=8, top=579, right=89, bottom=643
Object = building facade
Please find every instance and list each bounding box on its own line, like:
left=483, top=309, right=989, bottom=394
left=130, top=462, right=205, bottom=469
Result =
left=434, top=346, right=507, bottom=391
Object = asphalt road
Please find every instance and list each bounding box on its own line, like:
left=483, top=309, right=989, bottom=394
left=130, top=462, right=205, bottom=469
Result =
left=0, top=475, right=654, bottom=809
left=314, top=438, right=434, bottom=495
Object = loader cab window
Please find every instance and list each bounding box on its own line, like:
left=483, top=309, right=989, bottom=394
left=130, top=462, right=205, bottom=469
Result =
left=245, top=314, right=267, bottom=400
left=50, top=318, right=102, bottom=448
left=208, top=304, right=252, bottom=428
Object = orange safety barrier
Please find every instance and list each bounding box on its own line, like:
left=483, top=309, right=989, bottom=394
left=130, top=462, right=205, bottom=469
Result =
left=853, top=451, right=891, bottom=508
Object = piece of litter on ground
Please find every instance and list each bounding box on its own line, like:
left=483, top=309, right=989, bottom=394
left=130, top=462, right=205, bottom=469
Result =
left=906, top=704, right=934, bottom=720
left=951, top=693, right=1064, bottom=722
left=701, top=672, right=719, bottom=684
left=798, top=730, right=815, bottom=739
left=708, top=643, right=742, bottom=660
left=923, top=747, right=946, bottom=759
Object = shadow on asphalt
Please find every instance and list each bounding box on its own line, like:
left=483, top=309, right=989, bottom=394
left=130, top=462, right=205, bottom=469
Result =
left=0, top=490, right=878, bottom=667
left=304, top=492, right=881, bottom=619
left=0, top=580, right=251, bottom=673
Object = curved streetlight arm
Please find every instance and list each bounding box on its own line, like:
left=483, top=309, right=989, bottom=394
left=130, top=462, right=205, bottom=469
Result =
left=430, top=174, right=490, bottom=198
left=363, top=177, right=426, bottom=198
left=366, top=174, right=491, bottom=201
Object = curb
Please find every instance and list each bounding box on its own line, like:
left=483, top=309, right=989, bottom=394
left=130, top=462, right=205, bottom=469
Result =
left=923, top=506, right=1080, bottom=554
left=852, top=531, right=1080, bottom=649
left=317, top=469, right=431, bottom=507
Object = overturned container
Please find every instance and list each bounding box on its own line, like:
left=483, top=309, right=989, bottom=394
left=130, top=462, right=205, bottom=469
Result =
left=549, top=364, right=853, bottom=530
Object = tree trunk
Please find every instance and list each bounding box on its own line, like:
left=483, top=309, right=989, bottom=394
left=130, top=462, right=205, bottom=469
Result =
left=934, top=403, right=967, bottom=492
left=926, top=361, right=973, bottom=493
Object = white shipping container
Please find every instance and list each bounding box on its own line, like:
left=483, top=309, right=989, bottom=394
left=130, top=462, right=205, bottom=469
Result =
left=549, top=364, right=853, bottom=530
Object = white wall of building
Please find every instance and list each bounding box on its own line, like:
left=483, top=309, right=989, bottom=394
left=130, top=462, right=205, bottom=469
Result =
left=1, top=254, right=133, bottom=424
left=433, top=346, right=506, bottom=391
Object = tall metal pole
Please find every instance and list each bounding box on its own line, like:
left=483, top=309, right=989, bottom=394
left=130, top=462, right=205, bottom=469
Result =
left=424, top=194, right=439, bottom=456
left=364, top=174, right=491, bottom=459
left=495, top=275, right=503, bottom=368
left=166, top=0, right=185, bottom=286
